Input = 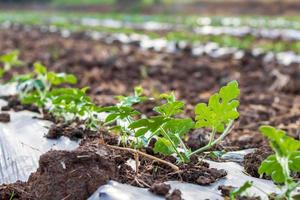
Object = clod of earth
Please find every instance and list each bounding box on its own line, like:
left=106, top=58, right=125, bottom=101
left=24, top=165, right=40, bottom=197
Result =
left=166, top=189, right=183, bottom=200
left=0, top=112, right=10, bottom=122
left=149, top=182, right=171, bottom=196
left=244, top=147, right=273, bottom=178
left=27, top=145, right=116, bottom=200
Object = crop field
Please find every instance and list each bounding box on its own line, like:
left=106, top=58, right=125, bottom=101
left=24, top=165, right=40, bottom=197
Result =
left=0, top=1, right=300, bottom=200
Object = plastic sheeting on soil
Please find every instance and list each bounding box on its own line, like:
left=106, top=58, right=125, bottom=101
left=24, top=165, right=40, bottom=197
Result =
left=89, top=159, right=279, bottom=200
left=0, top=99, right=80, bottom=184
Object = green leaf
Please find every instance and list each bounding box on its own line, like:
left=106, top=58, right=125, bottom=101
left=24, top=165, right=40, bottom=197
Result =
left=258, top=155, right=285, bottom=183
left=115, top=86, right=147, bottom=107
left=17, top=79, right=45, bottom=94
left=99, top=105, right=140, bottom=124
left=229, top=181, right=253, bottom=200
left=195, top=80, right=240, bottom=132
left=129, top=116, right=170, bottom=137
left=11, top=73, right=32, bottom=83
left=162, top=118, right=194, bottom=138
left=48, top=87, right=94, bottom=118
left=134, top=86, right=143, bottom=97
left=259, top=126, right=300, bottom=156
left=153, top=101, right=184, bottom=117
left=152, top=92, right=184, bottom=117
left=288, top=151, right=300, bottom=172
left=21, top=91, right=46, bottom=107
left=105, top=113, right=119, bottom=123
left=65, top=74, right=77, bottom=84
left=34, top=62, right=47, bottom=75
left=159, top=92, right=176, bottom=102
left=151, top=118, right=194, bottom=158
left=0, top=68, right=4, bottom=78
left=47, top=72, right=77, bottom=85
left=153, top=137, right=174, bottom=155
left=135, top=127, right=149, bottom=137
left=0, top=50, right=23, bottom=71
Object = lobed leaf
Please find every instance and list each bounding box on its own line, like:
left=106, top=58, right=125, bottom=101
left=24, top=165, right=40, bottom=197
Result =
left=153, top=101, right=184, bottom=117
left=129, top=116, right=170, bottom=137
left=258, top=155, right=285, bottom=183
left=259, top=125, right=300, bottom=156
left=195, top=80, right=240, bottom=132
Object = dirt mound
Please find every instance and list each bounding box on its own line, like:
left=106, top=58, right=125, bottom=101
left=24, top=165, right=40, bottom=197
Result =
left=27, top=145, right=116, bottom=200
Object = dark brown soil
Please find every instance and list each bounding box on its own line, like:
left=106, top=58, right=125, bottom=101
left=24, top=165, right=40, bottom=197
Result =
left=0, top=144, right=117, bottom=200
left=187, top=129, right=210, bottom=151
left=149, top=182, right=171, bottom=196
left=0, top=25, right=299, bottom=199
left=0, top=112, right=10, bottom=122
left=2, top=26, right=300, bottom=151
left=27, top=145, right=116, bottom=200
left=0, top=139, right=227, bottom=199
left=244, top=147, right=273, bottom=178
left=0, top=181, right=33, bottom=200
left=1, top=96, right=39, bottom=113
left=113, top=146, right=227, bottom=187
left=218, top=185, right=235, bottom=197
left=166, top=189, right=182, bottom=200
left=46, top=121, right=97, bottom=140
left=149, top=182, right=183, bottom=200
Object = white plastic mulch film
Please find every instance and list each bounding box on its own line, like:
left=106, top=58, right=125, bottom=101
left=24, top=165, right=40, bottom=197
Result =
left=89, top=159, right=279, bottom=200
left=0, top=84, right=80, bottom=184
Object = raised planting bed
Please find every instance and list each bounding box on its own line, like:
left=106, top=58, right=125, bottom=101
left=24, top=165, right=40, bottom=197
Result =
left=0, top=27, right=299, bottom=199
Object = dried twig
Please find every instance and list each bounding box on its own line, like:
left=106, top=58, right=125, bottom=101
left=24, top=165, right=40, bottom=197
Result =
left=106, top=144, right=179, bottom=171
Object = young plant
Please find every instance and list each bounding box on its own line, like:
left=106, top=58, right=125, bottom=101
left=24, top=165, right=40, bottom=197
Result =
left=0, top=50, right=23, bottom=78
left=48, top=87, right=100, bottom=130
left=129, top=92, right=194, bottom=163
left=258, top=126, right=300, bottom=199
left=15, top=62, right=77, bottom=107
left=99, top=86, right=147, bottom=146
left=128, top=81, right=240, bottom=163
left=190, top=80, right=240, bottom=156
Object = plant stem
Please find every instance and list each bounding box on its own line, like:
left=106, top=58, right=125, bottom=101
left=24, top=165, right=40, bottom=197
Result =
left=178, top=136, right=189, bottom=154
left=160, top=127, right=187, bottom=163
left=208, top=128, right=216, bottom=146
left=106, top=144, right=180, bottom=171
left=189, top=120, right=234, bottom=156
left=286, top=181, right=300, bottom=199
left=279, top=156, right=294, bottom=199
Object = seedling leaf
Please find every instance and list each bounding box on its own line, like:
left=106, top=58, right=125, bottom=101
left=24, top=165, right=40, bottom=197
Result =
left=258, top=155, right=285, bottom=183
left=153, top=137, right=174, bottom=155
left=195, top=80, right=240, bottom=132
left=229, top=181, right=253, bottom=200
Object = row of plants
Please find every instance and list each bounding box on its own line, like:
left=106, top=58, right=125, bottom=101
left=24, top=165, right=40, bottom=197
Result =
left=58, top=22, right=300, bottom=54
left=0, top=51, right=299, bottom=199
left=4, top=11, right=300, bottom=30
left=3, top=13, right=300, bottom=54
